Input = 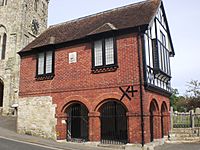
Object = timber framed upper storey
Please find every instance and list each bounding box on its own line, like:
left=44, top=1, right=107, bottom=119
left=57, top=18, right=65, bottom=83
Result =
left=143, top=2, right=174, bottom=95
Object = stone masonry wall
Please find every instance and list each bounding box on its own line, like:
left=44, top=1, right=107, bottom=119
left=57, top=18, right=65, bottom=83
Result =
left=0, top=0, right=49, bottom=115
left=17, top=96, right=57, bottom=140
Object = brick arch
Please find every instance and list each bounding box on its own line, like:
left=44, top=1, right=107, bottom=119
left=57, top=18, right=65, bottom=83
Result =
left=0, top=77, right=4, bottom=84
left=161, top=101, right=169, bottom=137
left=149, top=99, right=160, bottom=142
left=57, top=95, right=91, bottom=114
left=0, top=24, right=7, bottom=33
left=57, top=96, right=90, bottom=141
left=149, top=99, right=159, bottom=112
left=161, top=101, right=168, bottom=113
left=93, top=92, right=132, bottom=112
left=95, top=97, right=129, bottom=143
left=96, top=98, right=128, bottom=113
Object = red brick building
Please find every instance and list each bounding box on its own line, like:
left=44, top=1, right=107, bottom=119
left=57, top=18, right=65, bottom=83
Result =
left=18, top=0, right=175, bottom=146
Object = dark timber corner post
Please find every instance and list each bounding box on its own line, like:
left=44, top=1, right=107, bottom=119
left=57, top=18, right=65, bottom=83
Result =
left=137, top=28, right=145, bottom=146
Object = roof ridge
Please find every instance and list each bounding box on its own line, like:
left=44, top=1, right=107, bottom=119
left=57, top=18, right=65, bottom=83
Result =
left=50, top=0, right=151, bottom=28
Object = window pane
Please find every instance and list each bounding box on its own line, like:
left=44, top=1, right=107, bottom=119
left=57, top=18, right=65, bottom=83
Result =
left=34, top=0, right=38, bottom=11
left=166, top=51, right=170, bottom=75
left=158, top=42, right=162, bottom=70
left=160, top=31, right=166, bottom=47
left=94, top=40, right=103, bottom=66
left=46, top=51, right=53, bottom=74
left=163, top=47, right=166, bottom=73
left=165, top=50, right=169, bottom=74
left=105, top=37, right=114, bottom=65
left=38, top=53, right=44, bottom=75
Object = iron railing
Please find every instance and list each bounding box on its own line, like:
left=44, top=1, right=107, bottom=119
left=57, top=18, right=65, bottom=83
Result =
left=173, top=112, right=200, bottom=128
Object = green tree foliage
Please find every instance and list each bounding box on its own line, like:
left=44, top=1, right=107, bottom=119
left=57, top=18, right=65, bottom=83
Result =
left=171, top=80, right=200, bottom=112
left=170, top=88, right=179, bottom=111
left=185, top=80, right=200, bottom=110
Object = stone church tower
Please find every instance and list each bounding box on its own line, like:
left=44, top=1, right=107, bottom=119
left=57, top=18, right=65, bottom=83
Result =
left=0, top=0, right=49, bottom=115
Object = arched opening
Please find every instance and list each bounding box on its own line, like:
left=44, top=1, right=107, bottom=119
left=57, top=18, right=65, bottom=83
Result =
left=1, top=33, right=7, bottom=59
left=149, top=100, right=159, bottom=142
left=0, top=80, right=4, bottom=107
left=65, top=103, right=89, bottom=142
left=34, top=0, right=39, bottom=11
left=100, top=100, right=128, bottom=144
left=161, top=102, right=168, bottom=138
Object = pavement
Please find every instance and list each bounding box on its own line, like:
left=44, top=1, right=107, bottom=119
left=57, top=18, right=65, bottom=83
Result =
left=0, top=116, right=112, bottom=150
left=155, top=143, right=200, bottom=150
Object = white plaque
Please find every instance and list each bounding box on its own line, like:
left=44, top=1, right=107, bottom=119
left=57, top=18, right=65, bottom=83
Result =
left=62, top=120, right=66, bottom=124
left=69, top=52, right=77, bottom=63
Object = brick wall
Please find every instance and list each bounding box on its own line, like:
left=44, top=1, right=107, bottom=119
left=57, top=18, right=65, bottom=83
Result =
left=19, top=33, right=170, bottom=144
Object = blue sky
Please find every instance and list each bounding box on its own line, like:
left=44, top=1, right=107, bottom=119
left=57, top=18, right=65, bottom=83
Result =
left=48, top=0, right=200, bottom=95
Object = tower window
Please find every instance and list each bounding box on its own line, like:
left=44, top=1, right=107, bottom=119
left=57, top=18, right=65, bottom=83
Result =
left=42, top=2, right=45, bottom=14
left=0, top=33, right=7, bottom=60
left=34, top=0, right=39, bottom=11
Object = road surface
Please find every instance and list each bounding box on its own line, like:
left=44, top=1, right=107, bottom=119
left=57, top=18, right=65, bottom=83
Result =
left=155, top=143, right=200, bottom=150
left=0, top=136, right=66, bottom=150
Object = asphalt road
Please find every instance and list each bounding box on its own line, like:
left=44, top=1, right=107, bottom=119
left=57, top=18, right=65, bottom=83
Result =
left=155, top=143, right=200, bottom=150
left=0, top=137, right=65, bottom=150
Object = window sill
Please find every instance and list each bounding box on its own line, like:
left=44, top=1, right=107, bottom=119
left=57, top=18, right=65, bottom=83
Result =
left=91, top=66, right=118, bottom=74
left=35, top=74, right=54, bottom=81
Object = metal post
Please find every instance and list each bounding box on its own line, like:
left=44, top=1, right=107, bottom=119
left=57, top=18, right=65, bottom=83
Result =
left=190, top=110, right=195, bottom=128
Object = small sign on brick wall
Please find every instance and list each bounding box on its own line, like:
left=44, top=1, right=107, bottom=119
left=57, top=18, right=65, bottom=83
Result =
left=62, top=120, right=66, bottom=124
left=69, top=52, right=77, bottom=63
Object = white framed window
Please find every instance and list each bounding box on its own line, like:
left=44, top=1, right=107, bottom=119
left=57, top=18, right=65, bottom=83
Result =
left=94, top=40, right=103, bottom=66
left=37, top=51, right=54, bottom=76
left=93, top=37, right=117, bottom=69
left=45, top=51, right=53, bottom=74
left=38, top=52, right=45, bottom=75
left=105, top=37, right=114, bottom=65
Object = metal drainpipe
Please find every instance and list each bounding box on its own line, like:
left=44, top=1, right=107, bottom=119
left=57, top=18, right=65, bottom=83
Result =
left=137, top=30, right=145, bottom=147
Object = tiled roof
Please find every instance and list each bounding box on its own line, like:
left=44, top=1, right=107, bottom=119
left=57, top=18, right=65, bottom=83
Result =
left=21, top=0, right=161, bottom=53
